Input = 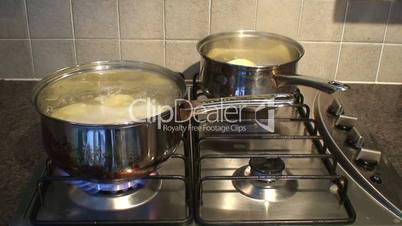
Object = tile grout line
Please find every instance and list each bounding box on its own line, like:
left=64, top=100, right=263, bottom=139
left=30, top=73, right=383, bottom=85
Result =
left=254, top=0, right=258, bottom=30
left=300, top=40, right=384, bottom=45
left=69, top=0, right=77, bottom=64
left=374, top=1, right=392, bottom=83
left=334, top=0, right=349, bottom=81
left=2, top=38, right=402, bottom=46
left=163, top=0, right=166, bottom=67
left=116, top=0, right=122, bottom=61
left=0, top=38, right=216, bottom=41
left=23, top=0, right=35, bottom=78
left=208, top=0, right=212, bottom=34
left=296, top=0, right=304, bottom=39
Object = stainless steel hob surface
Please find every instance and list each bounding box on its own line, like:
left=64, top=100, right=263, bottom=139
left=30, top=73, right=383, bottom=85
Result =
left=10, top=87, right=402, bottom=226
left=190, top=89, right=400, bottom=225
left=11, top=142, right=191, bottom=225
left=314, top=91, right=402, bottom=222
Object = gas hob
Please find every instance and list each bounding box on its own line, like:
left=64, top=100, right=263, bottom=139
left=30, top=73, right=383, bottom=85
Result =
left=11, top=86, right=401, bottom=226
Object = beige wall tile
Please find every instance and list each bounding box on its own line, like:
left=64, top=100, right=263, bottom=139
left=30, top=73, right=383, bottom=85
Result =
left=299, top=0, right=346, bottom=41
left=256, top=0, right=301, bottom=39
left=72, top=0, right=118, bottom=38
left=343, top=0, right=389, bottom=42
left=211, top=0, right=256, bottom=33
left=385, top=1, right=402, bottom=44
left=121, top=40, right=164, bottom=66
left=378, top=45, right=402, bottom=83
left=0, top=40, right=33, bottom=78
left=0, top=0, right=28, bottom=38
left=336, top=43, right=381, bottom=82
left=76, top=40, right=120, bottom=64
left=1, top=0, right=402, bottom=83
left=32, top=40, right=75, bottom=77
left=27, top=0, right=73, bottom=38
left=166, top=41, right=199, bottom=72
left=119, top=0, right=163, bottom=39
left=165, top=0, right=209, bottom=39
left=297, top=42, right=339, bottom=80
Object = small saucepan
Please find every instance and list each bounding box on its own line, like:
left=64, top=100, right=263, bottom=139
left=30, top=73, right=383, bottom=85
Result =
left=196, top=31, right=349, bottom=97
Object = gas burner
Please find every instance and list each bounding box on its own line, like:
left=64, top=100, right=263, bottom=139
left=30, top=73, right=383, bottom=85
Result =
left=51, top=167, right=163, bottom=210
left=233, top=158, right=297, bottom=202
left=69, top=178, right=147, bottom=195
left=249, top=157, right=285, bottom=177
left=53, top=166, right=160, bottom=195
left=68, top=178, right=162, bottom=211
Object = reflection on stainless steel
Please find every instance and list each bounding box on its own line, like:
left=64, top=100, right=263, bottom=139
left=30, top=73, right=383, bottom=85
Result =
left=69, top=179, right=162, bottom=211
left=41, top=117, right=182, bottom=181
left=232, top=166, right=298, bottom=202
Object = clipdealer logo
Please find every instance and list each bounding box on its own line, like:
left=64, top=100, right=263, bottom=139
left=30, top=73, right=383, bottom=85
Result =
left=128, top=98, right=275, bottom=133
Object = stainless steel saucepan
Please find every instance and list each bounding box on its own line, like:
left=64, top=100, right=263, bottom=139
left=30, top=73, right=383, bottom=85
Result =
left=197, top=31, right=350, bottom=97
left=33, top=61, right=295, bottom=182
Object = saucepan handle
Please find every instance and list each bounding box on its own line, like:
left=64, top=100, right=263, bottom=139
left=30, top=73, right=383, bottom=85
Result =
left=179, top=93, right=295, bottom=119
left=274, top=74, right=350, bottom=94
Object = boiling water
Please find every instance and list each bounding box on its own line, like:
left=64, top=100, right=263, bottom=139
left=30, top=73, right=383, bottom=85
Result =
left=51, top=94, right=167, bottom=124
left=38, top=70, right=181, bottom=124
left=207, top=47, right=294, bottom=67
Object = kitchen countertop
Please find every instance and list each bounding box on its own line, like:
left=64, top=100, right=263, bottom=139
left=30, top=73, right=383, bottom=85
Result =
left=0, top=81, right=401, bottom=226
left=338, top=84, right=402, bottom=176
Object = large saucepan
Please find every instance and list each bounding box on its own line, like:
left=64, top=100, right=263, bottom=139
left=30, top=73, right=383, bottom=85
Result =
left=32, top=61, right=186, bottom=181
left=33, top=61, right=294, bottom=182
left=197, top=31, right=349, bottom=97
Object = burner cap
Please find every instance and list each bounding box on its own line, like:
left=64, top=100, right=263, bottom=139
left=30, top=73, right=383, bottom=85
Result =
left=232, top=165, right=297, bottom=202
left=249, top=157, right=285, bottom=175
